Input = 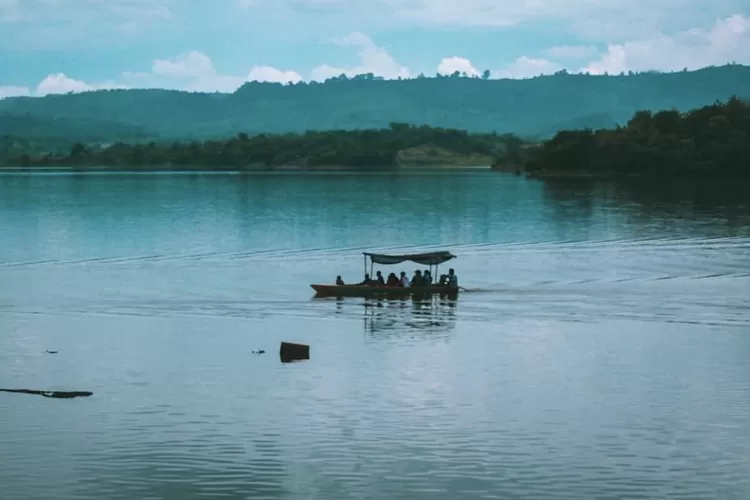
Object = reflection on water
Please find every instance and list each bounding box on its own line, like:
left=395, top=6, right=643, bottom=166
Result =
left=362, top=296, right=458, bottom=340
left=1, top=171, right=750, bottom=500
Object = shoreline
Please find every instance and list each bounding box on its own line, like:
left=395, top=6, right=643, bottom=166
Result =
left=0, top=164, right=496, bottom=174
left=0, top=165, right=741, bottom=180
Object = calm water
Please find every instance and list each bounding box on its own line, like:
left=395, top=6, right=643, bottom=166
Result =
left=1, top=171, right=749, bottom=500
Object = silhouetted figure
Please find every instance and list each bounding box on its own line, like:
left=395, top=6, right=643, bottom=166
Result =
left=358, top=274, right=372, bottom=285
left=375, top=271, right=385, bottom=285
left=336, top=275, right=345, bottom=285
left=400, top=271, right=409, bottom=287
left=410, top=270, right=423, bottom=287
left=447, top=268, right=458, bottom=287
left=386, top=272, right=400, bottom=286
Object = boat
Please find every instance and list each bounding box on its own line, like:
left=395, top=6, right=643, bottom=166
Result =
left=310, top=250, right=460, bottom=298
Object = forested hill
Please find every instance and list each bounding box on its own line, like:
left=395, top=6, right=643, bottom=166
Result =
left=1, top=64, right=749, bottom=140
left=0, top=114, right=156, bottom=140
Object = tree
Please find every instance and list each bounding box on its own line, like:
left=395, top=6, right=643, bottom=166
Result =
left=482, top=69, right=491, bottom=80
left=70, top=143, right=86, bottom=157
left=652, top=109, right=682, bottom=135
left=627, top=110, right=653, bottom=133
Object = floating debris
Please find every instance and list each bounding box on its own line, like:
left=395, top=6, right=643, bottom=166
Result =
left=252, top=350, right=266, bottom=355
left=46, top=350, right=58, bottom=354
left=0, top=389, right=93, bottom=399
left=280, top=341, right=309, bottom=363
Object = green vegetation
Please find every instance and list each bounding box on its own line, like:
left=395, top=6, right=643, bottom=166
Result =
left=3, top=124, right=526, bottom=169
left=0, top=65, right=748, bottom=140
left=2, top=66, right=749, bottom=174
left=522, top=97, right=750, bottom=177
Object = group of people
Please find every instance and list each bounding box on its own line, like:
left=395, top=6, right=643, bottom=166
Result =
left=335, top=268, right=458, bottom=288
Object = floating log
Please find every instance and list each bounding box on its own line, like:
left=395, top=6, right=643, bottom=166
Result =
left=0, top=389, right=93, bottom=399
left=279, top=341, right=309, bottom=363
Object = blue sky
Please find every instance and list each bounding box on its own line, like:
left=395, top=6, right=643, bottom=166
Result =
left=1, top=0, right=749, bottom=98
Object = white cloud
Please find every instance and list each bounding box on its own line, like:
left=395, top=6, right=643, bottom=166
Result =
left=36, top=73, right=127, bottom=96
left=383, top=0, right=750, bottom=38
left=25, top=51, right=301, bottom=95
left=3, top=13, right=750, bottom=100
left=0, top=75, right=126, bottom=99
left=148, top=51, right=244, bottom=91
left=437, top=56, right=480, bottom=76
left=581, top=14, right=750, bottom=74
left=0, top=85, right=30, bottom=99
left=248, top=66, right=303, bottom=83
left=234, top=0, right=749, bottom=45
left=485, top=14, right=750, bottom=77
left=494, top=56, right=563, bottom=79
left=567, top=0, right=748, bottom=41
left=153, top=51, right=215, bottom=78
left=311, top=32, right=410, bottom=80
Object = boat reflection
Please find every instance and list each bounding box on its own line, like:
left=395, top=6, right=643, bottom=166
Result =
left=360, top=295, right=458, bottom=341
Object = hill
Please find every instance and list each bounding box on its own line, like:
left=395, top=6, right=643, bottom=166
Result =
left=0, top=114, right=156, bottom=141
left=0, top=64, right=749, bottom=140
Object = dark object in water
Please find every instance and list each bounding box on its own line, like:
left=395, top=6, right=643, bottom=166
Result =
left=0, top=389, right=93, bottom=399
left=279, top=341, right=309, bottom=363
left=46, top=350, right=58, bottom=354
left=252, top=350, right=266, bottom=355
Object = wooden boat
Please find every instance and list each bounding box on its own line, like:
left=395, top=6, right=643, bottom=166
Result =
left=310, top=250, right=459, bottom=298
left=311, top=283, right=459, bottom=297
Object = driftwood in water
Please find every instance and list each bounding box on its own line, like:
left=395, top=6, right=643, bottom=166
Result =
left=0, top=389, right=93, bottom=399
left=279, top=341, right=309, bottom=363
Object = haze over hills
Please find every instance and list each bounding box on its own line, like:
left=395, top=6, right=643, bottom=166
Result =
left=1, top=64, right=749, bottom=142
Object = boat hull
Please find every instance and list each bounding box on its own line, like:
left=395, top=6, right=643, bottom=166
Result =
left=310, top=284, right=459, bottom=298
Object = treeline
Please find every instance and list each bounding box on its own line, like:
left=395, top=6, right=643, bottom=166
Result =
left=0, top=65, right=748, bottom=139
left=524, top=97, right=750, bottom=177
left=5, top=124, right=526, bottom=168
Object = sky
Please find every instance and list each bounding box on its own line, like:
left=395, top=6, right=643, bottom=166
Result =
left=1, top=0, right=749, bottom=98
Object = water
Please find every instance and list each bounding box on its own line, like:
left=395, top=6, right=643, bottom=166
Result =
left=1, top=170, right=749, bottom=500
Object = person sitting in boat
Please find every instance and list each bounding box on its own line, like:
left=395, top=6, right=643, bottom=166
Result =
left=374, top=271, right=385, bottom=286
left=400, top=271, right=409, bottom=287
left=336, top=275, right=345, bottom=286
left=410, top=270, right=423, bottom=287
left=357, top=273, right=372, bottom=286
left=423, top=270, right=432, bottom=284
left=447, top=268, right=458, bottom=287
left=386, top=272, right=400, bottom=287
left=438, top=274, right=448, bottom=286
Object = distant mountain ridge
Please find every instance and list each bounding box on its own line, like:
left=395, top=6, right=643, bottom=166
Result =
left=1, top=64, right=749, bottom=141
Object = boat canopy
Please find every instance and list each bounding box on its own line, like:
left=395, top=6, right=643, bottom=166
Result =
left=364, top=251, right=456, bottom=266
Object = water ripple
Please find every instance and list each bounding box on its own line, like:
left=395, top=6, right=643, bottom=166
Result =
left=3, top=173, right=750, bottom=500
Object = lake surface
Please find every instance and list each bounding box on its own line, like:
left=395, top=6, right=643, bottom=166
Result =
left=1, top=170, right=749, bottom=500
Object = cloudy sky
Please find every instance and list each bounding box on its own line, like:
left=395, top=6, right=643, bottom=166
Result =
left=1, top=0, right=749, bottom=98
